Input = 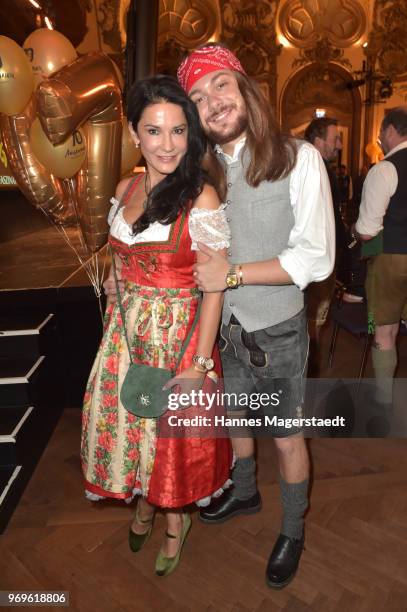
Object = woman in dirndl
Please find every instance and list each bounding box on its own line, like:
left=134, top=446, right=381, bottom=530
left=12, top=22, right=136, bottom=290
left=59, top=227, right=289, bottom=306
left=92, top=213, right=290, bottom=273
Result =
left=81, top=75, right=232, bottom=576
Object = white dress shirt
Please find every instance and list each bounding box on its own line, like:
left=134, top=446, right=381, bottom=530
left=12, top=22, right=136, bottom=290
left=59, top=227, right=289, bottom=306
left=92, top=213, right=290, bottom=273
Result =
left=215, top=139, right=336, bottom=290
left=356, top=140, right=407, bottom=237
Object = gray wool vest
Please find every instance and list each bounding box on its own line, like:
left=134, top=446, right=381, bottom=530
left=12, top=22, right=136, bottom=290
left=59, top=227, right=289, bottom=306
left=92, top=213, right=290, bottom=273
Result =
left=221, top=146, right=304, bottom=332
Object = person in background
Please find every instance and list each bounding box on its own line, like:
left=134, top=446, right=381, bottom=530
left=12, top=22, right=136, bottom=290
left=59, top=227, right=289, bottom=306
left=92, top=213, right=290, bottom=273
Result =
left=337, top=164, right=353, bottom=218
left=353, top=106, right=407, bottom=411
left=304, top=117, right=347, bottom=375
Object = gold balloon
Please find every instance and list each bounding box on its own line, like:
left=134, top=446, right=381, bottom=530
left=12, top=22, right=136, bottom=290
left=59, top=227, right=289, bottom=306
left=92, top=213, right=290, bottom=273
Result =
left=23, top=28, right=77, bottom=87
left=30, top=117, right=86, bottom=179
left=121, top=120, right=141, bottom=176
left=37, top=52, right=122, bottom=251
left=0, top=35, right=35, bottom=115
left=0, top=97, right=74, bottom=223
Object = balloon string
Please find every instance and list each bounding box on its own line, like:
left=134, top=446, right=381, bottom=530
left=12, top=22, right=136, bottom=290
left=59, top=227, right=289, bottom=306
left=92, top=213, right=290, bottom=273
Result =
left=39, top=209, right=102, bottom=296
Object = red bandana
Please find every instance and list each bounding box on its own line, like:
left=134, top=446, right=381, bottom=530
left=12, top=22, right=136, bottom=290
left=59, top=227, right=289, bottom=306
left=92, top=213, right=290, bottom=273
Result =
left=177, top=46, right=246, bottom=94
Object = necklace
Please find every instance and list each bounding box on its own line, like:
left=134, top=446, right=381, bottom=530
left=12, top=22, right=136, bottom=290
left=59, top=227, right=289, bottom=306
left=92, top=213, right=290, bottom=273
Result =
left=142, top=172, right=150, bottom=210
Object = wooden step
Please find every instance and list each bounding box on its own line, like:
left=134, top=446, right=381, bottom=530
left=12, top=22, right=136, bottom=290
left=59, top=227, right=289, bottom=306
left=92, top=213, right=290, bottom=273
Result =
left=0, top=313, right=54, bottom=359
left=0, top=356, right=45, bottom=405
left=0, top=464, right=23, bottom=533
left=0, top=406, right=34, bottom=465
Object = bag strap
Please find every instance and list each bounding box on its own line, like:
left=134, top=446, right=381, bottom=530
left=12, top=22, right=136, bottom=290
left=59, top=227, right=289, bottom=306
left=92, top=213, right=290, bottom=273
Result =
left=111, top=247, right=133, bottom=362
left=110, top=247, right=201, bottom=373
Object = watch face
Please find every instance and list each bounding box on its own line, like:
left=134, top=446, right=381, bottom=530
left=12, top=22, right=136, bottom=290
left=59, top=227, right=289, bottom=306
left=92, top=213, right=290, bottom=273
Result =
left=206, top=358, right=215, bottom=370
left=226, top=274, right=238, bottom=288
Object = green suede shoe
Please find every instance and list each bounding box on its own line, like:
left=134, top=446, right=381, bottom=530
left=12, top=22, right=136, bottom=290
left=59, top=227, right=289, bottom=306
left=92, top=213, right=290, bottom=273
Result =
left=129, top=507, right=155, bottom=553
left=155, top=513, right=191, bottom=576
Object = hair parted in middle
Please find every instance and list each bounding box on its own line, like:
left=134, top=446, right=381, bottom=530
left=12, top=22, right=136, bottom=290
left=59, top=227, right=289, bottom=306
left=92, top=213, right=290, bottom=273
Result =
left=126, top=74, right=225, bottom=235
left=185, top=42, right=297, bottom=186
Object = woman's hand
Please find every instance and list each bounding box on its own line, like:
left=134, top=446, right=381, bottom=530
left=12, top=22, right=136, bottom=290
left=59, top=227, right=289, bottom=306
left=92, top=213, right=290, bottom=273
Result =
left=163, top=365, right=206, bottom=409
left=103, top=276, right=124, bottom=304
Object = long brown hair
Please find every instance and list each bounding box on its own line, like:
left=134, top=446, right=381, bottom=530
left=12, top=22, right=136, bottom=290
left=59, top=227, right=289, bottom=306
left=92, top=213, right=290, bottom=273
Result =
left=235, top=72, right=297, bottom=187
left=202, top=146, right=227, bottom=201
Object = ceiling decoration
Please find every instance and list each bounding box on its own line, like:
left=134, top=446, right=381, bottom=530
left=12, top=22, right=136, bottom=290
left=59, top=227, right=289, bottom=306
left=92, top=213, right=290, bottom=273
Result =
left=157, top=0, right=219, bottom=75
left=158, top=0, right=218, bottom=49
left=0, top=0, right=90, bottom=47
left=279, top=0, right=366, bottom=48
left=220, top=0, right=281, bottom=104
left=365, top=0, right=407, bottom=80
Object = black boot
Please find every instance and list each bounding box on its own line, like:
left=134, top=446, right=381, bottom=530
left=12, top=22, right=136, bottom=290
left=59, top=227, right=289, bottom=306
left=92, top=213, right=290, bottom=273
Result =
left=265, top=532, right=305, bottom=589
left=199, top=489, right=262, bottom=524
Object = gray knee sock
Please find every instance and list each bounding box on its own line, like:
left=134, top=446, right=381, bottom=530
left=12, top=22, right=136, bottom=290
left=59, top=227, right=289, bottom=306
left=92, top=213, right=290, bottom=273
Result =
left=280, top=477, right=309, bottom=539
left=232, top=456, right=257, bottom=500
left=371, top=345, right=397, bottom=404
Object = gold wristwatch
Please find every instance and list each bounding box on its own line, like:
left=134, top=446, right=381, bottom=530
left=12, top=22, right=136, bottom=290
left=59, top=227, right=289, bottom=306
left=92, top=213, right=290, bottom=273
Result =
left=192, top=355, right=215, bottom=372
left=226, top=264, right=239, bottom=289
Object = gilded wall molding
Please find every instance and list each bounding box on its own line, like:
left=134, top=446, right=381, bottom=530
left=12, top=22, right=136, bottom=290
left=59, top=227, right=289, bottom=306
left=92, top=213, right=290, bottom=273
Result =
left=97, top=0, right=123, bottom=51
left=284, top=64, right=353, bottom=118
left=279, top=0, right=366, bottom=48
left=220, top=0, right=281, bottom=105
left=157, top=0, right=220, bottom=74
left=158, top=0, right=218, bottom=49
left=292, top=37, right=352, bottom=69
left=365, top=0, right=407, bottom=80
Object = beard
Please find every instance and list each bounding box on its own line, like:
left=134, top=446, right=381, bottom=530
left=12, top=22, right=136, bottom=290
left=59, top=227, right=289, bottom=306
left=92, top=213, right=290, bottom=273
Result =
left=205, top=105, right=248, bottom=145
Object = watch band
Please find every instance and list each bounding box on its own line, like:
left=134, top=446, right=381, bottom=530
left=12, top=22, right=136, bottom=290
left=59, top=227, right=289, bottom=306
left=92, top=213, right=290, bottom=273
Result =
left=192, top=354, right=214, bottom=371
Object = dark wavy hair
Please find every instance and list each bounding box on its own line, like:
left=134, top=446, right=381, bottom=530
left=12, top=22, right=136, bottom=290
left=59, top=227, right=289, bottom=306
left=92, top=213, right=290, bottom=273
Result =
left=304, top=117, right=338, bottom=144
left=126, top=75, right=224, bottom=235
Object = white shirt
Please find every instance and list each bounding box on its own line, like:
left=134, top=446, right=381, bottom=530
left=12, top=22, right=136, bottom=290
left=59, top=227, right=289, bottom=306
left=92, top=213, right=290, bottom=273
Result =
left=215, top=140, right=336, bottom=290
left=355, top=140, right=407, bottom=237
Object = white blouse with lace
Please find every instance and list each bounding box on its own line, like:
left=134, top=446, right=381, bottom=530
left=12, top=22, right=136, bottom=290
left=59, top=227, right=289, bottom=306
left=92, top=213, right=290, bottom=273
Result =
left=108, top=197, right=230, bottom=250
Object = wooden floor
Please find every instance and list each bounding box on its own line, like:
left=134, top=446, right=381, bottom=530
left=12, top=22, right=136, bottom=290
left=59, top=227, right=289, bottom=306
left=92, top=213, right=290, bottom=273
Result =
left=1, top=191, right=407, bottom=609
left=1, top=410, right=407, bottom=611
left=2, top=319, right=407, bottom=611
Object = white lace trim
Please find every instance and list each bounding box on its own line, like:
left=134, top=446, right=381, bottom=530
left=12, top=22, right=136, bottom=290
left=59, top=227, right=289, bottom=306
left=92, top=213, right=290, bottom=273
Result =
left=108, top=197, right=171, bottom=245
left=188, top=204, right=231, bottom=250
left=108, top=198, right=231, bottom=250
left=84, top=479, right=233, bottom=507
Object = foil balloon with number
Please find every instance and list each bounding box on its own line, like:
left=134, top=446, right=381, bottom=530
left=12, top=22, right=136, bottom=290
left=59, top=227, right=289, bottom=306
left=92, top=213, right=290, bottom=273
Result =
left=37, top=52, right=123, bottom=252
left=0, top=35, right=72, bottom=222
left=0, top=97, right=73, bottom=222
left=30, top=117, right=86, bottom=179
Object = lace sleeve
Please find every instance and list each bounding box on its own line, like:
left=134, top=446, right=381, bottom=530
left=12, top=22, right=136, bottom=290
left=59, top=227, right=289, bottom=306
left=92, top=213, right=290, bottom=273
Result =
left=188, top=205, right=231, bottom=250
left=107, top=197, right=120, bottom=226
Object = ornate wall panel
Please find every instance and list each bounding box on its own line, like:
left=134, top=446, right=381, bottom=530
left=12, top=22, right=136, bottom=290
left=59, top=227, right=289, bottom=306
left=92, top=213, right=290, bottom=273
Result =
left=157, top=0, right=220, bottom=74
left=281, top=62, right=362, bottom=177
left=220, top=0, right=281, bottom=106
left=97, top=0, right=125, bottom=51
left=292, top=37, right=352, bottom=69
left=365, top=0, right=407, bottom=80
left=279, top=0, right=366, bottom=48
